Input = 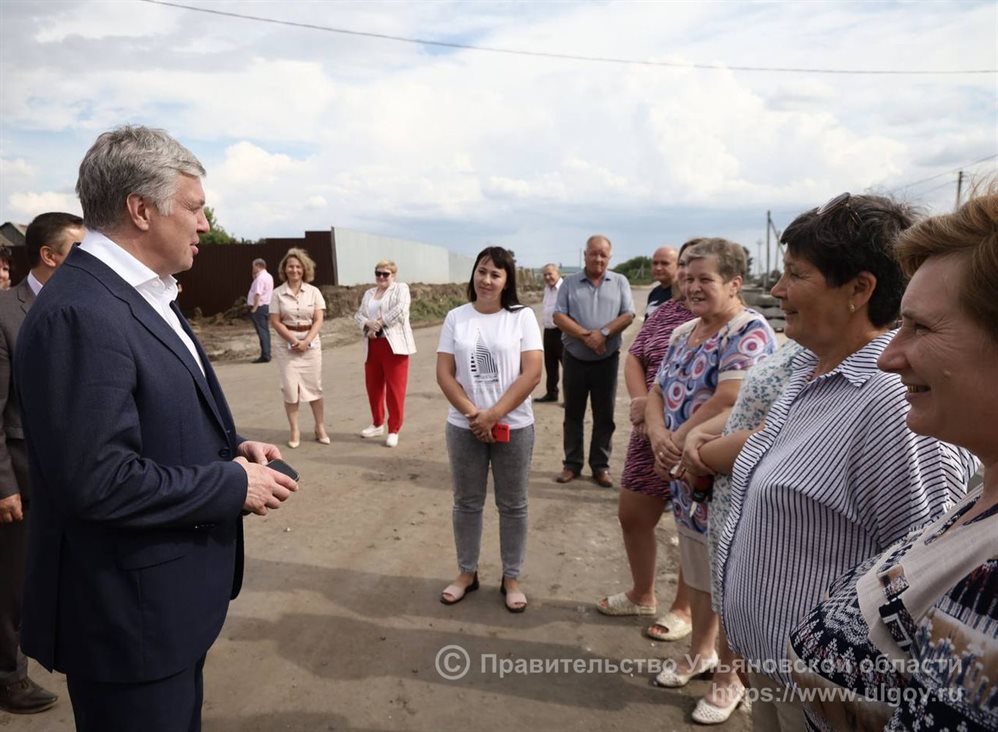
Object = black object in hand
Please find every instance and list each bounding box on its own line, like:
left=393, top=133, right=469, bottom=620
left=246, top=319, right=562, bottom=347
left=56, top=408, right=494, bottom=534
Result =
left=267, top=458, right=299, bottom=481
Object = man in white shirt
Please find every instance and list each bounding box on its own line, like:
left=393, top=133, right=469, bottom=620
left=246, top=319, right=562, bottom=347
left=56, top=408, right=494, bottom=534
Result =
left=0, top=211, right=83, bottom=715
left=534, top=263, right=563, bottom=403
left=246, top=258, right=274, bottom=363
left=15, top=125, right=297, bottom=732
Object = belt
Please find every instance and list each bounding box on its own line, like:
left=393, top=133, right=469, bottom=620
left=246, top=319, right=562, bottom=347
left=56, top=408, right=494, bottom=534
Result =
left=284, top=323, right=311, bottom=332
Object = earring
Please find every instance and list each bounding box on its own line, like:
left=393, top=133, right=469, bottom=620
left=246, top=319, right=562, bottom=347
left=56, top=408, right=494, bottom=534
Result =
left=849, top=302, right=856, bottom=313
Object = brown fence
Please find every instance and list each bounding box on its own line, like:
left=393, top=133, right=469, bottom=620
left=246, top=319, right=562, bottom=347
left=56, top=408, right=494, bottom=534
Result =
left=175, top=231, right=337, bottom=317
left=6, top=247, right=30, bottom=286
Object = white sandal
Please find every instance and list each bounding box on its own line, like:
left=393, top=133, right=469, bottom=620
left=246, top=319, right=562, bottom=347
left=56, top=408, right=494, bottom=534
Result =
left=645, top=611, right=693, bottom=641
left=595, top=591, right=657, bottom=616
left=653, top=654, right=719, bottom=688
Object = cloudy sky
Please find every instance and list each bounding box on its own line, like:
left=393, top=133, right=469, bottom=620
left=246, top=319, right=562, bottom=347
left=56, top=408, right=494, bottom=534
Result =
left=1, top=0, right=995, bottom=270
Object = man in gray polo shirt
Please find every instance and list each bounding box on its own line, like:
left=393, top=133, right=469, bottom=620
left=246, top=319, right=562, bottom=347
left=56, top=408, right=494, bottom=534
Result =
left=553, top=235, right=635, bottom=487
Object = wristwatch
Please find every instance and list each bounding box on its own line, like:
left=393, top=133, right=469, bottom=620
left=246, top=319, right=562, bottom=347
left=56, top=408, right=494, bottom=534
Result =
left=600, top=326, right=610, bottom=337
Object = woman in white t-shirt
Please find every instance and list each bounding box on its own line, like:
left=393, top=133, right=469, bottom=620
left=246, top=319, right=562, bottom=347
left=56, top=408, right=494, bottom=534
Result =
left=436, top=247, right=543, bottom=613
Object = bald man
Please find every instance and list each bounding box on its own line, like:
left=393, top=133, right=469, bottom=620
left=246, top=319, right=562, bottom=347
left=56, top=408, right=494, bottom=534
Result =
left=644, top=246, right=678, bottom=320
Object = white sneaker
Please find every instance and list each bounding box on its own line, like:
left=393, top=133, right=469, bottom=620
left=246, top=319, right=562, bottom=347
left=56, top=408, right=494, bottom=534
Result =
left=385, top=433, right=399, bottom=448
left=360, top=424, right=385, bottom=438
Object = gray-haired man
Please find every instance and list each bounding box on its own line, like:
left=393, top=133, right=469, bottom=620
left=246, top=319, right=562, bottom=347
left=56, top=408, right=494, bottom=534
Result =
left=553, top=235, right=635, bottom=487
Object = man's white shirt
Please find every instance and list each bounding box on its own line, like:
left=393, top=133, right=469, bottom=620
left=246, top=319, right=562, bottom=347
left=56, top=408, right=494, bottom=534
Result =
left=541, top=277, right=563, bottom=329
left=80, top=230, right=205, bottom=376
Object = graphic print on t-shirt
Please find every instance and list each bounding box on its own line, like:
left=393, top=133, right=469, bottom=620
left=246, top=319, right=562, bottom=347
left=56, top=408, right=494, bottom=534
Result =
left=469, top=330, right=499, bottom=385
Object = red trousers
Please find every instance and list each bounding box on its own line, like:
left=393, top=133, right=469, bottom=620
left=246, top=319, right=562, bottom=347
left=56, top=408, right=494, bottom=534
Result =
left=364, top=337, right=409, bottom=433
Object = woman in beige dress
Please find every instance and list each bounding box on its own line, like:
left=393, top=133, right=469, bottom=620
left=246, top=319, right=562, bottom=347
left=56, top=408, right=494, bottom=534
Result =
left=270, top=247, right=329, bottom=447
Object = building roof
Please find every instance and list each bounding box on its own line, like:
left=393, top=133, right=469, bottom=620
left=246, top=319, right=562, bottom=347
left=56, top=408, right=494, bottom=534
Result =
left=0, top=222, right=27, bottom=247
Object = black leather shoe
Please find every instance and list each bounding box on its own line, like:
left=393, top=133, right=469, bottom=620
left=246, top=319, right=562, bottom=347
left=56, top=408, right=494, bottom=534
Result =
left=534, top=394, right=558, bottom=403
left=0, top=677, right=58, bottom=714
left=252, top=357, right=270, bottom=363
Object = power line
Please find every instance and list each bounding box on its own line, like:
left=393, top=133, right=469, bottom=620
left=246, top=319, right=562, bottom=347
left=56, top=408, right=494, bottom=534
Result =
left=766, top=153, right=998, bottom=215
left=910, top=179, right=960, bottom=198
left=889, top=153, right=998, bottom=192
left=138, top=0, right=998, bottom=76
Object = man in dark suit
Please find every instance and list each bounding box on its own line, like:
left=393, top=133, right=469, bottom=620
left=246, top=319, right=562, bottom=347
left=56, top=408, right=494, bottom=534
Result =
left=0, top=211, right=84, bottom=714
left=15, top=125, right=298, bottom=731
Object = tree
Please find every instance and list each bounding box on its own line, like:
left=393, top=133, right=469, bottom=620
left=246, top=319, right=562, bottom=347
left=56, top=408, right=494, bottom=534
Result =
left=614, top=255, right=653, bottom=284
left=198, top=206, right=237, bottom=245
left=742, top=246, right=753, bottom=277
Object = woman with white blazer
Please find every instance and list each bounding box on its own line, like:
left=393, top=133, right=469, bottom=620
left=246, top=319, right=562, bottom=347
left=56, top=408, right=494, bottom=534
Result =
left=354, top=260, right=417, bottom=447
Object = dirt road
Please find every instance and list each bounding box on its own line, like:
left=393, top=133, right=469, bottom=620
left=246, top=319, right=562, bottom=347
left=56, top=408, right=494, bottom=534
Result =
left=10, top=290, right=751, bottom=732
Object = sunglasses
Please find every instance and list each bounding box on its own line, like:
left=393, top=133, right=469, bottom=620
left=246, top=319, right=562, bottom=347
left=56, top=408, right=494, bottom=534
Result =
left=374, top=271, right=392, bottom=278
left=816, top=192, right=863, bottom=228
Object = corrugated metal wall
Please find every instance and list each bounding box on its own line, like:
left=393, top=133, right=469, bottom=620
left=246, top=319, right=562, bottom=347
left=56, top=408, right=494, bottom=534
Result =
left=333, top=227, right=472, bottom=286
left=175, top=231, right=336, bottom=316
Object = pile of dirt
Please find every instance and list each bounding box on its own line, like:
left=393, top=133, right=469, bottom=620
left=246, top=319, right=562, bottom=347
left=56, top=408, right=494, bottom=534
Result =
left=188, top=281, right=542, bottom=363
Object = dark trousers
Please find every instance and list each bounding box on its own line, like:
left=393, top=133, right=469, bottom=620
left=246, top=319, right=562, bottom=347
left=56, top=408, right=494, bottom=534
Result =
left=251, top=305, right=271, bottom=360
left=0, top=514, right=27, bottom=683
left=562, top=350, right=619, bottom=473
left=68, top=655, right=206, bottom=732
left=542, top=328, right=563, bottom=398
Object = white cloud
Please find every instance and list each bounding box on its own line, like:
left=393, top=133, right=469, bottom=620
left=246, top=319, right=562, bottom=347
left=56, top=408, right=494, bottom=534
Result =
left=7, top=191, right=82, bottom=221
left=1, top=0, right=994, bottom=263
left=33, top=1, right=178, bottom=42
left=0, top=157, right=35, bottom=183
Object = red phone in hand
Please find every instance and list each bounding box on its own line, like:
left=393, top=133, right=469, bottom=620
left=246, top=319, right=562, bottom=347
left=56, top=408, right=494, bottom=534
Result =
left=491, top=423, right=511, bottom=443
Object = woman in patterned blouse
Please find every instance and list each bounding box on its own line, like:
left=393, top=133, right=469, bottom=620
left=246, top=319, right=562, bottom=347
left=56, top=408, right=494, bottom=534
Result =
left=596, top=239, right=696, bottom=633
left=788, top=189, right=998, bottom=731
left=641, top=239, right=777, bottom=707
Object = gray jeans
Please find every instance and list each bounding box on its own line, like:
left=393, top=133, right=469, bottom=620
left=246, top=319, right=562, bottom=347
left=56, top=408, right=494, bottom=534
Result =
left=446, top=422, right=534, bottom=579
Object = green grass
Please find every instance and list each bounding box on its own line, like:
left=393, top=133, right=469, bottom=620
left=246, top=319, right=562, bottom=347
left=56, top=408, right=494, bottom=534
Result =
left=408, top=294, right=469, bottom=322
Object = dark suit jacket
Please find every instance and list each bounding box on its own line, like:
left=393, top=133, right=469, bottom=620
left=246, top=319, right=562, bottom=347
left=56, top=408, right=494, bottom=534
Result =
left=0, top=279, right=34, bottom=504
left=15, top=247, right=248, bottom=683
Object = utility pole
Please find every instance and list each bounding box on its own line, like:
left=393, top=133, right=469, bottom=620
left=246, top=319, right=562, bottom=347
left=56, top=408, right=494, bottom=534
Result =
left=955, top=171, right=964, bottom=210
left=764, top=210, right=772, bottom=290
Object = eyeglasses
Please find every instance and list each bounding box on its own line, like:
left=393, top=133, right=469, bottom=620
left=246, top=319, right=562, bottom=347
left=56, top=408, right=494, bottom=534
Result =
left=374, top=271, right=392, bottom=278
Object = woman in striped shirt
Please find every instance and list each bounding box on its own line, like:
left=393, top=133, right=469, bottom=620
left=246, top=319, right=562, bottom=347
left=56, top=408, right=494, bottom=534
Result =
left=788, top=190, right=998, bottom=731
left=715, top=193, right=977, bottom=731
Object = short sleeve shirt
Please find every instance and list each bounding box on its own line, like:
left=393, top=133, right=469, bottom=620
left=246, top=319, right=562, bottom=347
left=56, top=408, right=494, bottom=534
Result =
left=644, top=284, right=672, bottom=320
left=628, top=299, right=693, bottom=388
left=436, top=304, right=543, bottom=430
left=271, top=282, right=326, bottom=328
left=656, top=309, right=777, bottom=536
left=555, top=270, right=635, bottom=361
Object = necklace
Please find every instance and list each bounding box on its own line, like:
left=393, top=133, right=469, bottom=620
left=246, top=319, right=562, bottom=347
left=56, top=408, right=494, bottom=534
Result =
left=688, top=306, right=742, bottom=347
left=688, top=320, right=723, bottom=348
